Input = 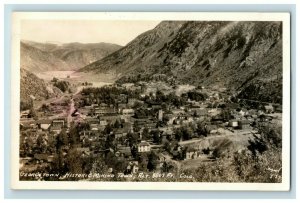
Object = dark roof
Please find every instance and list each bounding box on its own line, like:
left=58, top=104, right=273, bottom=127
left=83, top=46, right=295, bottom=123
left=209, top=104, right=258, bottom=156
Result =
left=95, top=108, right=117, bottom=114
left=50, top=125, right=62, bottom=131
left=37, top=119, right=52, bottom=124
left=52, top=119, right=65, bottom=123
left=238, top=120, right=251, bottom=125
left=138, top=141, right=150, bottom=147
left=186, top=148, right=197, bottom=153
left=86, top=118, right=99, bottom=123
left=206, top=125, right=218, bottom=131
left=20, top=122, right=37, bottom=128
left=119, top=147, right=132, bottom=156
left=114, top=128, right=128, bottom=134
left=34, top=154, right=48, bottom=160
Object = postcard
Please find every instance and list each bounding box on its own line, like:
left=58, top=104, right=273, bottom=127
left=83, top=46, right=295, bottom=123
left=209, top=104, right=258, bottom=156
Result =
left=11, top=12, right=290, bottom=190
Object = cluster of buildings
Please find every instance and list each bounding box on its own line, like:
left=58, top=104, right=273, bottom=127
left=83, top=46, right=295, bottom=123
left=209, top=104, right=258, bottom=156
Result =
left=19, top=81, right=282, bottom=178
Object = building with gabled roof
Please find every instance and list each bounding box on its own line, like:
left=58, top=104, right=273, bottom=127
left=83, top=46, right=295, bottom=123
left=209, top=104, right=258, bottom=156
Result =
left=37, top=119, right=52, bottom=130
left=138, top=141, right=151, bottom=152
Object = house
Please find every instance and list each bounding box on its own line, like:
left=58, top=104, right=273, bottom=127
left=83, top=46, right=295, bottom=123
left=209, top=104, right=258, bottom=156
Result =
left=90, top=124, right=99, bottom=131
left=91, top=141, right=103, bottom=152
left=20, top=121, right=37, bottom=129
left=192, top=109, right=208, bottom=117
left=264, top=104, right=274, bottom=113
left=86, top=117, right=100, bottom=124
left=238, top=120, right=251, bottom=129
left=127, top=98, right=138, bottom=106
left=211, top=115, right=224, bottom=124
left=47, top=155, right=55, bottom=163
left=274, top=104, right=282, bottom=113
left=248, top=109, right=258, bottom=119
left=122, top=83, right=135, bottom=89
left=134, top=118, right=157, bottom=129
left=38, top=119, right=52, bottom=130
left=123, top=122, right=133, bottom=133
left=188, top=104, right=201, bottom=110
left=118, top=147, right=132, bottom=159
left=158, top=109, right=164, bottom=121
left=114, top=128, right=129, bottom=138
left=131, top=164, right=139, bottom=174
left=50, top=125, right=62, bottom=134
left=228, top=120, right=238, bottom=128
left=20, top=122, right=32, bottom=130
left=125, top=161, right=139, bottom=174
left=99, top=103, right=109, bottom=108
left=166, top=114, right=176, bottom=125
left=52, top=118, right=65, bottom=128
left=99, top=119, right=108, bottom=126
left=185, top=148, right=199, bottom=160
left=151, top=104, right=162, bottom=110
left=116, top=94, right=128, bottom=104
left=20, top=157, right=33, bottom=166
left=117, top=103, right=127, bottom=112
left=173, top=114, right=194, bottom=125
left=122, top=108, right=135, bottom=116
left=151, top=73, right=168, bottom=81
left=225, top=102, right=239, bottom=109
left=158, top=153, right=168, bottom=167
left=20, top=110, right=30, bottom=119
left=238, top=109, right=248, bottom=117
left=95, top=108, right=117, bottom=116
left=80, top=131, right=92, bottom=140
left=205, top=124, right=218, bottom=134
left=129, top=85, right=142, bottom=92
left=91, top=103, right=99, bottom=108
left=76, top=147, right=91, bottom=157
left=79, top=108, right=90, bottom=116
left=34, top=154, right=49, bottom=163
left=138, top=141, right=151, bottom=152
left=144, top=122, right=157, bottom=129
left=101, top=114, right=120, bottom=123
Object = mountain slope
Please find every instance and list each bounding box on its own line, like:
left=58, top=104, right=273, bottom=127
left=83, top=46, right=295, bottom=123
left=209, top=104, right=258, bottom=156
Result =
left=20, top=68, right=62, bottom=102
left=21, top=42, right=70, bottom=72
left=81, top=21, right=186, bottom=76
left=21, top=41, right=122, bottom=72
left=51, top=42, right=122, bottom=70
left=80, top=21, right=283, bottom=103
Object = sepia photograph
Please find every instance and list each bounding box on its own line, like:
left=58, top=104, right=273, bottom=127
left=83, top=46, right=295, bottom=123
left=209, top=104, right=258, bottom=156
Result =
left=10, top=12, right=290, bottom=190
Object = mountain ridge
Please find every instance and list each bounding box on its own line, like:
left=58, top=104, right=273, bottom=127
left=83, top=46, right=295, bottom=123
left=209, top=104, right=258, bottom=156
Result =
left=21, top=40, right=122, bottom=72
left=80, top=21, right=283, bottom=103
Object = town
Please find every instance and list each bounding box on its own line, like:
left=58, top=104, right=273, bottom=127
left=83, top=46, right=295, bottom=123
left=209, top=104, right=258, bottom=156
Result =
left=19, top=74, right=282, bottom=182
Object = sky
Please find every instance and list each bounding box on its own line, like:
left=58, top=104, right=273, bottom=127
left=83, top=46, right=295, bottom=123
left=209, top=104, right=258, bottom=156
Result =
left=21, top=20, right=161, bottom=46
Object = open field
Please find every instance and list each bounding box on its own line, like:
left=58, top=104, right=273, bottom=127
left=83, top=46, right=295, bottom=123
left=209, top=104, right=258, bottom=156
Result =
left=36, top=70, right=116, bottom=85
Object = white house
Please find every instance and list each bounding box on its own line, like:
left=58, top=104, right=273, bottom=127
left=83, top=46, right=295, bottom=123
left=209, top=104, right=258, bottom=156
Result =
left=122, top=108, right=135, bottom=115
left=138, top=141, right=151, bottom=152
left=38, top=120, right=52, bottom=130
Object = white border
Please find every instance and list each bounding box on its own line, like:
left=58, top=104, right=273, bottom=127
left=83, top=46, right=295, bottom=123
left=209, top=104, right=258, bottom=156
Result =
left=11, top=12, right=291, bottom=191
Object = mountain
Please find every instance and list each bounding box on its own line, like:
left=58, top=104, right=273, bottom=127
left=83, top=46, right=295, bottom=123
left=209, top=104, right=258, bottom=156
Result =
left=21, top=41, right=122, bottom=72
left=81, top=21, right=283, bottom=103
left=20, top=68, right=62, bottom=102
left=21, top=41, right=70, bottom=72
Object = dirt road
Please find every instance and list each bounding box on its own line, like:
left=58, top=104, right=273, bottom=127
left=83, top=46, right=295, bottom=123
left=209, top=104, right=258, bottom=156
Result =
left=67, top=98, right=75, bottom=128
